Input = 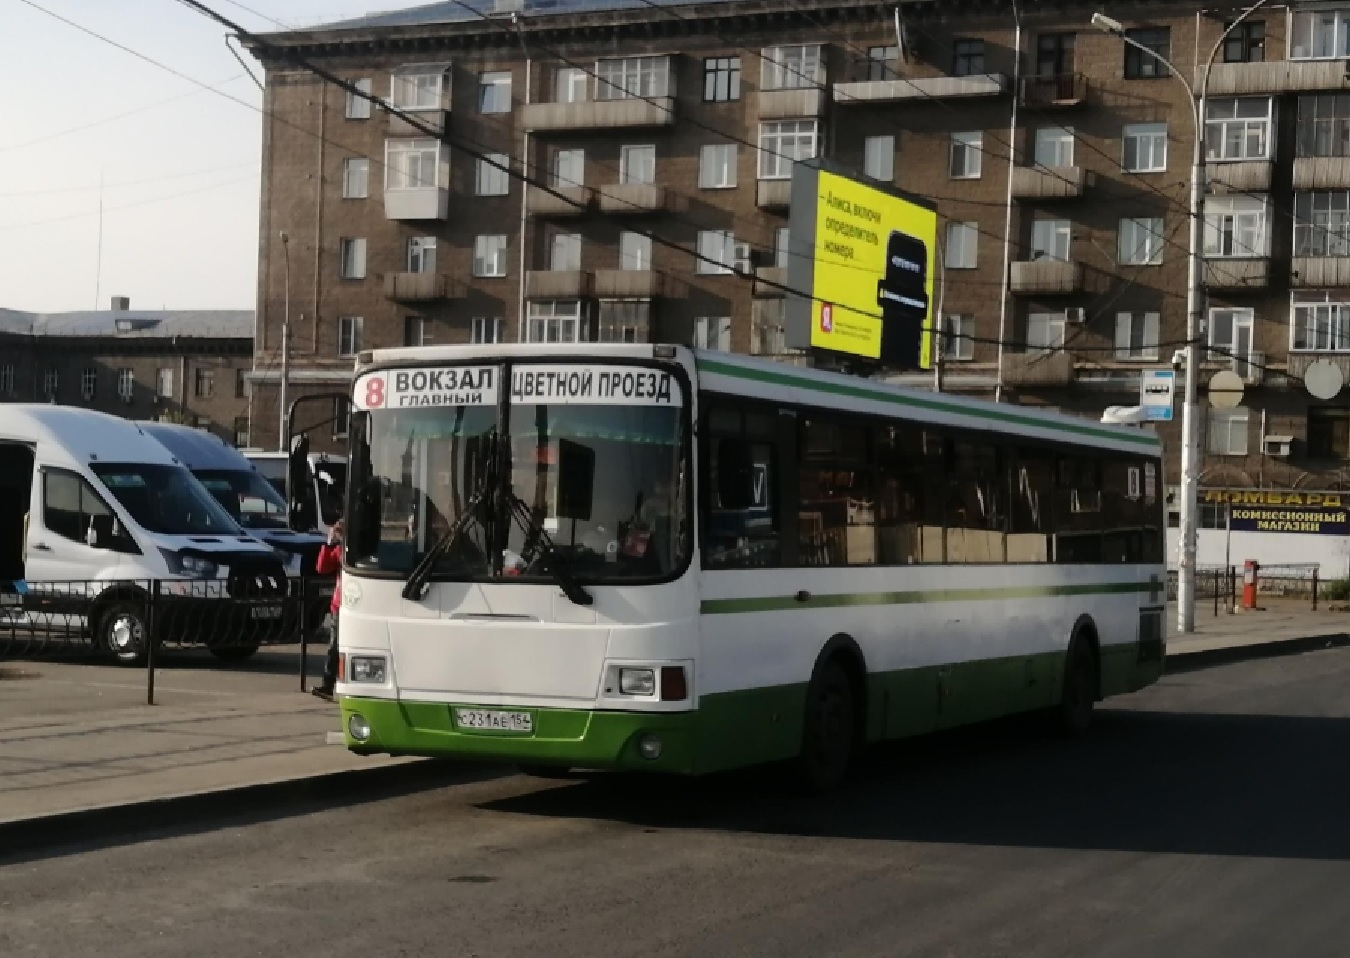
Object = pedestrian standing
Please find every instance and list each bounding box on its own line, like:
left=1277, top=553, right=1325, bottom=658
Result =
left=312, top=519, right=343, bottom=700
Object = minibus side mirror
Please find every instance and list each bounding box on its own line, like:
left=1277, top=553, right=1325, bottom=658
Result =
left=86, top=514, right=115, bottom=550
left=715, top=440, right=755, bottom=510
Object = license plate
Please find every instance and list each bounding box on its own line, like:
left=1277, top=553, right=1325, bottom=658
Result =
left=250, top=605, right=283, bottom=620
left=454, top=708, right=533, bottom=733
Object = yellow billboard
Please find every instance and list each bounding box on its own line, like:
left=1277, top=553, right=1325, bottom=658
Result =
left=785, top=165, right=938, bottom=368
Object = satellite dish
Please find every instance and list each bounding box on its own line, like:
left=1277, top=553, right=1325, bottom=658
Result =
left=1305, top=360, right=1344, bottom=401
left=1208, top=370, right=1245, bottom=409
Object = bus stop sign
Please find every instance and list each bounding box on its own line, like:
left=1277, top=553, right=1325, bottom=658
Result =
left=1140, top=369, right=1175, bottom=422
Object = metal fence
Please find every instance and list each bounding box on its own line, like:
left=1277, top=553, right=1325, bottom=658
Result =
left=1167, top=563, right=1333, bottom=613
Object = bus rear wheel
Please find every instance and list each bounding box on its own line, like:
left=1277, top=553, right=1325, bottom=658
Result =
left=796, top=659, right=857, bottom=794
left=1056, top=638, right=1099, bottom=738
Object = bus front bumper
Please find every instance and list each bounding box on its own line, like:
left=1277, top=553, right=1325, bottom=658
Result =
left=338, top=697, right=698, bottom=774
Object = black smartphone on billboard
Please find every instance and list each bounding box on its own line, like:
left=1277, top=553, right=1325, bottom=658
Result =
left=876, top=230, right=930, bottom=369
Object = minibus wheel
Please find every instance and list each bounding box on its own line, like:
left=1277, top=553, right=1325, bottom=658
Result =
left=99, top=601, right=148, bottom=666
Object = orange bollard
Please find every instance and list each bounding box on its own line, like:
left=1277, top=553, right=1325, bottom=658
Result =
left=1242, top=560, right=1259, bottom=610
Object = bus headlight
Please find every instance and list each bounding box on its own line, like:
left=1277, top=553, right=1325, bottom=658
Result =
left=348, top=714, right=371, bottom=742
left=349, top=655, right=387, bottom=684
left=619, top=668, right=656, bottom=696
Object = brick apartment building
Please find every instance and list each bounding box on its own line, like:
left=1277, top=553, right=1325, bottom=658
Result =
left=0, top=300, right=254, bottom=448
left=245, top=0, right=1350, bottom=500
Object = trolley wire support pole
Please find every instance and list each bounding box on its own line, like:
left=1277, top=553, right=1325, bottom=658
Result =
left=145, top=582, right=158, bottom=707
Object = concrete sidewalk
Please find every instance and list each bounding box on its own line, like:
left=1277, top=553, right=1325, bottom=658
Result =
left=1166, top=601, right=1350, bottom=659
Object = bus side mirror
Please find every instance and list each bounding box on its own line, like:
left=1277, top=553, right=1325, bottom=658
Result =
left=716, top=440, right=755, bottom=510
left=556, top=439, right=595, bottom=522
left=287, top=436, right=317, bottom=532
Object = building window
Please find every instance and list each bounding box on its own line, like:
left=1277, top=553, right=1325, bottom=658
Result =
left=114, top=368, right=134, bottom=402
left=478, top=71, right=512, bottom=113
left=1298, top=95, right=1350, bottom=157
left=595, top=56, right=670, bottom=100
left=945, top=222, right=979, bottom=269
left=385, top=138, right=442, bottom=190
left=762, top=44, right=823, bottom=90
left=194, top=368, right=214, bottom=399
left=156, top=367, right=173, bottom=398
left=1118, top=217, right=1165, bottom=265
left=949, top=132, right=983, bottom=178
left=1208, top=307, right=1253, bottom=368
left=476, top=153, right=510, bottom=195
left=390, top=63, right=447, bottom=110
left=551, top=233, right=582, bottom=271
left=597, top=300, right=651, bottom=343
left=552, top=148, right=585, bottom=188
left=758, top=119, right=817, bottom=179
left=339, top=237, right=367, bottom=279
left=1204, top=196, right=1267, bottom=257
left=472, top=317, right=503, bottom=344
left=1031, top=219, right=1071, bottom=261
left=696, top=230, right=736, bottom=274
left=775, top=227, right=791, bottom=268
left=1224, top=20, right=1265, bottom=62
left=407, top=236, right=436, bottom=273
left=1123, top=122, right=1167, bottom=172
left=473, top=234, right=508, bottom=277
left=1294, top=191, right=1350, bottom=257
left=953, top=39, right=985, bottom=76
left=694, top=316, right=732, bottom=351
left=43, top=368, right=58, bottom=399
left=0, top=364, right=12, bottom=395
left=1291, top=10, right=1350, bottom=60
left=342, top=158, right=369, bottom=198
left=1034, top=126, right=1075, bottom=167
left=864, top=135, right=894, bottom=182
left=1207, top=408, right=1250, bottom=456
left=81, top=367, right=96, bottom=402
left=332, top=400, right=350, bottom=440
left=620, top=145, right=656, bottom=185
left=1123, top=27, right=1170, bottom=78
left=699, top=143, right=737, bottom=188
left=619, top=231, right=651, bottom=271
left=1026, top=312, right=1066, bottom=357
left=1114, top=312, right=1160, bottom=360
left=338, top=316, right=363, bottom=357
left=1308, top=407, right=1350, bottom=458
left=526, top=301, right=586, bottom=343
left=404, top=315, right=426, bottom=347
left=1292, top=300, right=1350, bottom=351
left=944, top=314, right=975, bottom=360
left=1205, top=98, right=1271, bottom=161
left=556, top=66, right=587, bottom=103
left=235, top=368, right=247, bottom=399
left=866, top=45, right=899, bottom=81
left=704, top=56, right=741, bottom=101
left=233, top=416, right=249, bottom=448
left=345, top=77, right=372, bottom=119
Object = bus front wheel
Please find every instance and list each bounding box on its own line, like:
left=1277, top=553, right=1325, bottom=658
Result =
left=796, top=659, right=857, bottom=794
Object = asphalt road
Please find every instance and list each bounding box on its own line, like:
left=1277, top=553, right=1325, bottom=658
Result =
left=3, top=647, right=1350, bottom=958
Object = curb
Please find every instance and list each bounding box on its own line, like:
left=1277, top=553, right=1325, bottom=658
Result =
left=1165, top=631, right=1350, bottom=672
left=0, top=757, right=488, bottom=864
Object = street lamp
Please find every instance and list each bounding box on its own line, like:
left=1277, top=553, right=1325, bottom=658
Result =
left=278, top=230, right=291, bottom=454
left=1092, top=1, right=1273, bottom=634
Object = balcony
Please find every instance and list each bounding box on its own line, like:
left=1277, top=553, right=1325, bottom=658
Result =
left=384, top=187, right=449, bottom=221
left=1292, top=257, right=1350, bottom=287
left=383, top=272, right=457, bottom=303
left=1208, top=160, right=1272, bottom=193
left=756, top=88, right=826, bottom=119
left=592, top=270, right=669, bottom=298
left=1203, top=257, right=1269, bottom=290
left=1011, top=165, right=1085, bottom=200
left=1204, top=59, right=1350, bottom=97
left=757, top=179, right=792, bottom=210
left=1019, top=73, right=1087, bottom=109
left=1001, top=350, right=1075, bottom=386
left=834, top=73, right=1007, bottom=105
left=527, top=185, right=592, bottom=217
left=1009, top=260, right=1082, bottom=294
left=525, top=270, right=592, bottom=299
left=520, top=97, right=677, bottom=133
left=389, top=109, right=448, bottom=136
left=597, top=183, right=668, bottom=214
left=1293, top=156, right=1350, bottom=190
left=753, top=266, right=788, bottom=298
left=1288, top=352, right=1350, bottom=379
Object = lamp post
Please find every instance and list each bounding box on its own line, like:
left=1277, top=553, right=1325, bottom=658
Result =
left=1091, top=2, right=1272, bottom=634
left=278, top=230, right=291, bottom=454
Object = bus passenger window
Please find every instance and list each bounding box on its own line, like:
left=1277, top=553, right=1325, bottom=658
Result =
left=875, top=425, right=944, bottom=564
left=703, top=406, right=781, bottom=569
left=1008, top=449, right=1054, bottom=563
left=946, top=440, right=1005, bottom=563
left=799, top=419, right=874, bottom=567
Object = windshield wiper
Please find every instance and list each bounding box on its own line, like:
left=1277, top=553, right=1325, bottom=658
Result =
left=401, top=476, right=494, bottom=601
left=505, top=494, right=594, bottom=607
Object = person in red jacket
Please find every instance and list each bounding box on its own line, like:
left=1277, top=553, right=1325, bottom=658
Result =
left=311, top=520, right=343, bottom=701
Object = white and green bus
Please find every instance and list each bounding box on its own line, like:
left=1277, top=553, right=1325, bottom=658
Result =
left=334, top=344, right=1165, bottom=789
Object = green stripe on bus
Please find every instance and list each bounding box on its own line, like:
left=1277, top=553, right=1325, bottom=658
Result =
left=695, top=357, right=1161, bottom=448
left=701, top=580, right=1160, bottom=615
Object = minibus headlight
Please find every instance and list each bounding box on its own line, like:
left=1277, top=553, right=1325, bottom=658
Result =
left=159, top=549, right=218, bottom=579
left=619, top=668, right=656, bottom=696
left=350, top=655, right=387, bottom=684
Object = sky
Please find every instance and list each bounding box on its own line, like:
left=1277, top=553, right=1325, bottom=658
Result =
left=0, top=0, right=383, bottom=314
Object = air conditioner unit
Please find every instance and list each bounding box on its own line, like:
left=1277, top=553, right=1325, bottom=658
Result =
left=1065, top=307, right=1086, bottom=324
left=1263, top=435, right=1293, bottom=458
left=733, top=242, right=754, bottom=275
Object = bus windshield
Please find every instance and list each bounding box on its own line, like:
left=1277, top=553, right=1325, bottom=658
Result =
left=347, top=362, right=688, bottom=584
left=91, top=463, right=243, bottom=536
left=194, top=468, right=288, bottom=530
